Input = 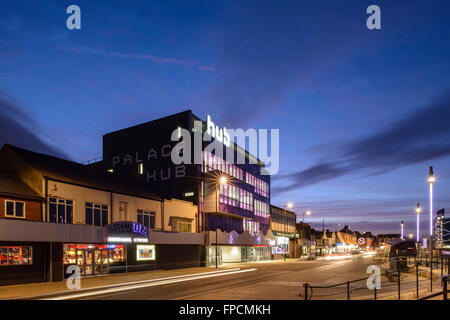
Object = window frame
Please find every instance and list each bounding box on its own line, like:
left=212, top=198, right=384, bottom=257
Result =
left=137, top=209, right=156, bottom=230
left=48, top=197, right=73, bottom=224
left=4, top=200, right=26, bottom=219
left=85, top=202, right=109, bottom=226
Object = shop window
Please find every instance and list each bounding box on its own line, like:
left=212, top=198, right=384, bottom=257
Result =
left=137, top=210, right=155, bottom=229
left=49, top=197, right=73, bottom=224
left=85, top=202, right=108, bottom=226
left=0, top=246, right=32, bottom=266
left=5, top=200, right=25, bottom=219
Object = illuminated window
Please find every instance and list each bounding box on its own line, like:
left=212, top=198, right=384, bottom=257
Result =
left=177, top=221, right=192, bottom=232
left=138, top=163, right=144, bottom=175
left=5, top=200, right=25, bottom=219
left=0, top=246, right=32, bottom=266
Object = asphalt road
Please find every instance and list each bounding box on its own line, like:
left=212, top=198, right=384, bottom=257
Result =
left=33, top=254, right=393, bottom=300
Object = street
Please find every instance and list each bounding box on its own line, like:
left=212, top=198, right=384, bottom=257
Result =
left=19, top=255, right=388, bottom=300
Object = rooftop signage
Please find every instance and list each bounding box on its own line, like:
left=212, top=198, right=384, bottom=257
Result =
left=206, top=115, right=231, bottom=147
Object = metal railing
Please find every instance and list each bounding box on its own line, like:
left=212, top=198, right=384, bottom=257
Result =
left=418, top=275, right=450, bottom=300
left=299, top=254, right=449, bottom=300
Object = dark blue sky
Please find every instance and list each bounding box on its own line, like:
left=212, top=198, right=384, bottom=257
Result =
left=1, top=0, right=449, bottom=235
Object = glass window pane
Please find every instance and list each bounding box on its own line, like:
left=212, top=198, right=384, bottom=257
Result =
left=49, top=203, right=57, bottom=222
left=150, top=214, right=155, bottom=229
left=85, top=208, right=92, bottom=225
left=137, top=214, right=142, bottom=225
left=144, top=215, right=149, bottom=227
left=101, top=210, right=108, bottom=226
left=66, top=205, right=72, bottom=223
left=93, top=208, right=100, bottom=226
left=6, top=202, right=14, bottom=216
left=58, top=204, right=65, bottom=223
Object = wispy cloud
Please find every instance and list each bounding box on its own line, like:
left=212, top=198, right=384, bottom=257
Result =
left=62, top=45, right=215, bottom=71
left=0, top=90, right=67, bottom=159
left=273, top=89, right=450, bottom=194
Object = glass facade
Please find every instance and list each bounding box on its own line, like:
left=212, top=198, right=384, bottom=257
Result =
left=201, top=150, right=270, bottom=235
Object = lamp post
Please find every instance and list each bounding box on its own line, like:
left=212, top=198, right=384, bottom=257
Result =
left=428, top=166, right=435, bottom=258
left=215, top=176, right=227, bottom=268
left=416, top=203, right=421, bottom=243
left=400, top=220, right=404, bottom=240
left=284, top=202, right=293, bottom=261
left=301, top=211, right=311, bottom=255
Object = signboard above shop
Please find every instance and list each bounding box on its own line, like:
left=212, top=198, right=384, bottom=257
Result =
left=105, top=221, right=149, bottom=243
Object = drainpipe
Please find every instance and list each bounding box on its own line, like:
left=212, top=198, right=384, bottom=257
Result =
left=161, top=200, right=164, bottom=231
left=110, top=192, right=113, bottom=223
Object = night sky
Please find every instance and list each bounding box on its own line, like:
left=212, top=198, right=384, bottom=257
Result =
left=1, top=1, right=449, bottom=236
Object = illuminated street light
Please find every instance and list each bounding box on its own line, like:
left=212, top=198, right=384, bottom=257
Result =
left=416, top=202, right=421, bottom=243
left=409, top=234, right=413, bottom=239
left=428, top=167, right=435, bottom=237
left=400, top=220, right=404, bottom=240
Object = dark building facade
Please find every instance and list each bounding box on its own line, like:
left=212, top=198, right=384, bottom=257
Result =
left=101, top=110, right=271, bottom=237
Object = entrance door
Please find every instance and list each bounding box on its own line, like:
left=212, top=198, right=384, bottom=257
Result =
left=85, top=250, right=93, bottom=275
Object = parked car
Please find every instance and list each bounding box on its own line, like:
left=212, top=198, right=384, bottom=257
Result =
left=299, top=254, right=315, bottom=261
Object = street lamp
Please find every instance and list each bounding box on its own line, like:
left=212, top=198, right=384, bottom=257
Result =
left=400, top=220, right=404, bottom=240
left=284, top=202, right=293, bottom=261
left=301, top=211, right=311, bottom=245
left=215, top=175, right=227, bottom=268
left=416, top=202, right=421, bottom=243
left=428, top=166, right=435, bottom=237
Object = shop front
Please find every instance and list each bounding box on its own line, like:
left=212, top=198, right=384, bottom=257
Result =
left=272, top=236, right=289, bottom=259
left=63, top=243, right=125, bottom=277
left=205, top=229, right=274, bottom=266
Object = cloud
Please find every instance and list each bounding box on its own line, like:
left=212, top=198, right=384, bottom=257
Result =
left=62, top=45, right=215, bottom=71
left=273, top=89, right=450, bottom=194
left=0, top=90, right=67, bottom=159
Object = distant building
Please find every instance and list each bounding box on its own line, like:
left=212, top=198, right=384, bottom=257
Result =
left=377, top=234, right=401, bottom=247
left=270, top=205, right=298, bottom=258
left=434, top=209, right=450, bottom=249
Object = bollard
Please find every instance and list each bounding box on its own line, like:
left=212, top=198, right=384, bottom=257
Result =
left=303, top=283, right=308, bottom=301
left=347, top=281, right=350, bottom=300
left=430, top=259, right=433, bottom=292
left=444, top=278, right=448, bottom=300
left=416, top=263, right=419, bottom=298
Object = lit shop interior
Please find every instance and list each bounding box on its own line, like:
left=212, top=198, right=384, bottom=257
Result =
left=207, top=245, right=270, bottom=265
left=63, top=243, right=156, bottom=276
left=272, top=236, right=289, bottom=257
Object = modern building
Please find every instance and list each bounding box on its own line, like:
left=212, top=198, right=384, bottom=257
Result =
left=0, top=144, right=202, bottom=285
left=269, top=205, right=298, bottom=258
left=434, top=209, right=450, bottom=249
left=96, top=110, right=274, bottom=265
